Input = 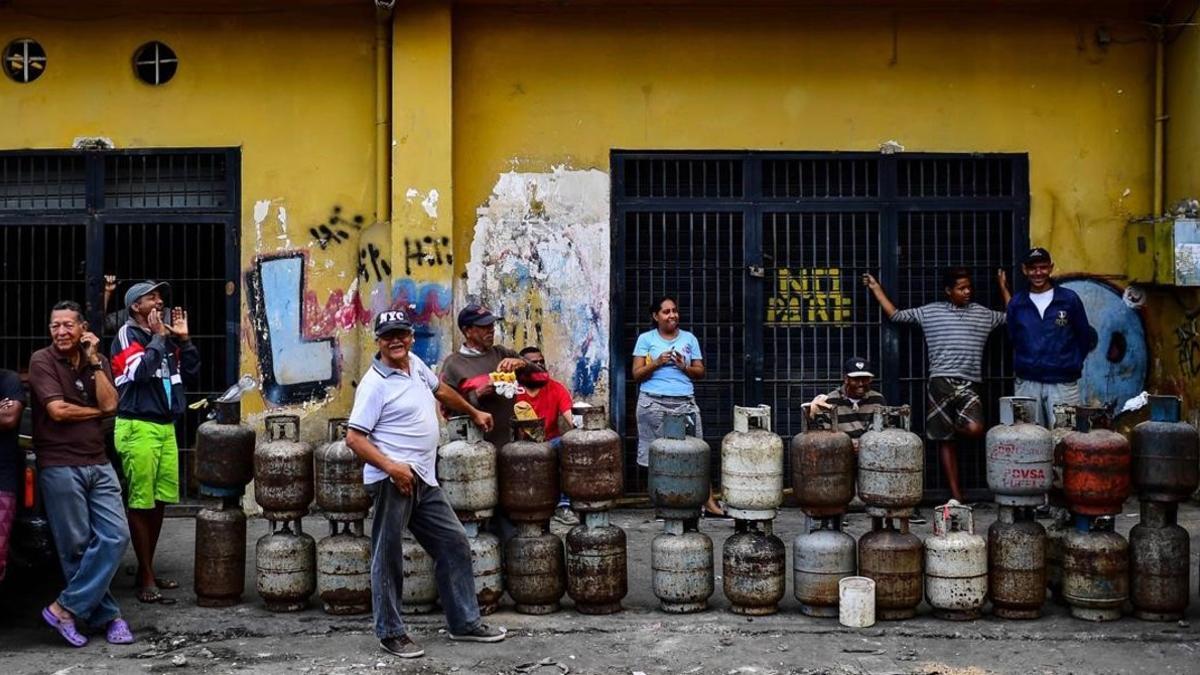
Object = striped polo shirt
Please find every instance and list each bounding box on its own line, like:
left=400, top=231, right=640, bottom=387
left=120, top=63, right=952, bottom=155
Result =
left=823, top=387, right=887, bottom=440
left=891, top=301, right=1006, bottom=382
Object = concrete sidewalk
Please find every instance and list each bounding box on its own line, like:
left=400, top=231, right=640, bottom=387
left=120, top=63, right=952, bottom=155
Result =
left=1, top=500, right=1198, bottom=674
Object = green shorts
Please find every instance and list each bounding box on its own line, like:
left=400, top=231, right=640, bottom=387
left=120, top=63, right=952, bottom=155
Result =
left=114, top=418, right=180, bottom=509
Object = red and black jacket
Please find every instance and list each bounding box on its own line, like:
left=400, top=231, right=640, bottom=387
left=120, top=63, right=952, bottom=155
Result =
left=110, top=320, right=201, bottom=424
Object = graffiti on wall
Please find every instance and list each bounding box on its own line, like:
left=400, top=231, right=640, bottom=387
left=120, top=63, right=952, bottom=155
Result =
left=1062, top=278, right=1148, bottom=411
left=1174, top=313, right=1200, bottom=379
left=466, top=166, right=610, bottom=399
left=245, top=252, right=341, bottom=405
left=766, top=268, right=853, bottom=324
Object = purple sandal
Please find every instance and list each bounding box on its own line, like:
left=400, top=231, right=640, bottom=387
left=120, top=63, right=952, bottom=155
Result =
left=106, top=618, right=135, bottom=645
left=41, top=606, right=87, bottom=648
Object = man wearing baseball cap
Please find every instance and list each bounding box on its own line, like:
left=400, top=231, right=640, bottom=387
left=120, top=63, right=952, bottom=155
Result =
left=438, top=303, right=542, bottom=449
left=1003, top=247, right=1097, bottom=427
left=345, top=310, right=504, bottom=659
left=109, top=281, right=200, bottom=604
left=808, top=357, right=888, bottom=442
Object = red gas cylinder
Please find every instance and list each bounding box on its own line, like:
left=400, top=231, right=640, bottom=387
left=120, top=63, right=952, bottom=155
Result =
left=1062, top=407, right=1131, bottom=517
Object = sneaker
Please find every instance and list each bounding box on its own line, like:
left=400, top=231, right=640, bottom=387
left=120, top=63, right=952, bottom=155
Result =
left=553, top=506, right=580, bottom=526
left=448, top=624, right=507, bottom=643
left=380, top=635, right=425, bottom=658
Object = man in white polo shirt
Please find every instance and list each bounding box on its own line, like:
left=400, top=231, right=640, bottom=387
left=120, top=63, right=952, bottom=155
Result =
left=345, top=309, right=505, bottom=659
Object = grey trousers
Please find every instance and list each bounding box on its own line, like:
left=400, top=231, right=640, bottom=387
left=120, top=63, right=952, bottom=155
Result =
left=1014, top=378, right=1081, bottom=428
left=366, top=477, right=481, bottom=639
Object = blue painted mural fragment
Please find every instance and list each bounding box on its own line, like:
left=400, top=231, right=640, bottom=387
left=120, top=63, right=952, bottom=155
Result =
left=245, top=253, right=339, bottom=404
left=1061, top=279, right=1147, bottom=411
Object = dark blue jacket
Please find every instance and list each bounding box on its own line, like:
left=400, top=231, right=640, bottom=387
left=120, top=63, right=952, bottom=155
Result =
left=1006, top=285, right=1097, bottom=384
left=110, top=320, right=201, bottom=424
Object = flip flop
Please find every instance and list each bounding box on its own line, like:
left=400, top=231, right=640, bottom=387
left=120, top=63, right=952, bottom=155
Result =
left=42, top=606, right=87, bottom=648
left=154, top=577, right=179, bottom=590
left=136, top=587, right=178, bottom=605
left=106, top=618, right=135, bottom=645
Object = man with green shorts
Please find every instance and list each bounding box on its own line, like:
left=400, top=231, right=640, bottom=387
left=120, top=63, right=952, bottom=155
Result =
left=111, top=281, right=200, bottom=604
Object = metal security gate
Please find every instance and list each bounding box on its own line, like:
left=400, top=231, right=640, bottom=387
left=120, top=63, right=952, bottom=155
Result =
left=612, top=151, right=1028, bottom=499
left=0, top=149, right=241, bottom=501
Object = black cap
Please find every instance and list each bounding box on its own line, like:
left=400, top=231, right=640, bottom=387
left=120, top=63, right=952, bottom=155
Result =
left=457, top=303, right=497, bottom=329
left=374, top=309, right=414, bottom=337
left=843, top=356, right=875, bottom=378
left=1024, top=247, right=1052, bottom=265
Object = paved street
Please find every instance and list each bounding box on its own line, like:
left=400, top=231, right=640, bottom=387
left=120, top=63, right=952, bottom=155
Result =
left=2, top=501, right=1199, bottom=675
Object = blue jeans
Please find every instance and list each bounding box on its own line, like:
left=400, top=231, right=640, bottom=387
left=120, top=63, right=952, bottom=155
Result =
left=366, top=477, right=481, bottom=639
left=40, top=463, right=130, bottom=626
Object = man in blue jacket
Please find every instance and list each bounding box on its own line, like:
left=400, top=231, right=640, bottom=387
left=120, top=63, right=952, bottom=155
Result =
left=1005, top=248, right=1097, bottom=427
left=110, top=281, right=200, bottom=604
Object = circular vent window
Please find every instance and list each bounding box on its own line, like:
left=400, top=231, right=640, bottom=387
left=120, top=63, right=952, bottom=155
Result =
left=3, top=38, right=47, bottom=83
left=133, top=41, right=178, bottom=86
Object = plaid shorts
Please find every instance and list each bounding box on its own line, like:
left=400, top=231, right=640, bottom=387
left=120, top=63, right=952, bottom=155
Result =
left=925, top=377, right=983, bottom=441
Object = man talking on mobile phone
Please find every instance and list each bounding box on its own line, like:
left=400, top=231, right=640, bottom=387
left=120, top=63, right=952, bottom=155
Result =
left=110, top=281, right=200, bottom=605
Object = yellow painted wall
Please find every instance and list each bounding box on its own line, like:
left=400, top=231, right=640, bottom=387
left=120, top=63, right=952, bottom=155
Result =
left=453, top=6, right=1155, bottom=275
left=0, top=2, right=379, bottom=436
left=1153, top=22, right=1200, bottom=415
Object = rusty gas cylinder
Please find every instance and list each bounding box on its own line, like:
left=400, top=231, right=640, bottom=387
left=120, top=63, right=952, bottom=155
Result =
left=858, top=407, right=924, bottom=518
left=793, top=516, right=856, bottom=618
left=988, top=505, right=1046, bottom=620
left=1063, top=408, right=1131, bottom=517
left=858, top=516, right=924, bottom=620
left=986, top=397, right=1054, bottom=506
left=1049, top=404, right=1076, bottom=507
left=791, top=406, right=855, bottom=518
left=314, top=418, right=370, bottom=521
left=924, top=502, right=987, bottom=621
left=1130, top=501, right=1190, bottom=621
left=721, top=405, right=784, bottom=520
left=649, top=413, right=712, bottom=521
left=195, top=400, right=256, bottom=497
left=256, top=519, right=316, bottom=612
left=722, top=519, right=786, bottom=616
left=401, top=532, right=438, bottom=614
left=437, top=417, right=497, bottom=522
left=565, top=511, right=628, bottom=614
left=254, top=415, right=314, bottom=521
left=462, top=521, right=503, bottom=615
left=1062, top=515, right=1129, bottom=622
left=1131, top=396, right=1199, bottom=503
left=505, top=522, right=565, bottom=615
left=1044, top=514, right=1070, bottom=603
left=561, top=407, right=624, bottom=512
left=316, top=520, right=371, bottom=615
left=193, top=499, right=247, bottom=607
left=652, top=519, right=714, bottom=614
left=499, top=419, right=558, bottom=523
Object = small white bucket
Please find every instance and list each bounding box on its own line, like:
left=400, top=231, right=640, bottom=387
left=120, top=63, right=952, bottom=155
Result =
left=839, top=576, right=876, bottom=628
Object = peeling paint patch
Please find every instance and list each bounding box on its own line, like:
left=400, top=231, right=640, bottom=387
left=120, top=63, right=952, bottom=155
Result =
left=421, top=189, right=439, bottom=219
left=405, top=188, right=420, bottom=201
left=467, top=166, right=610, bottom=400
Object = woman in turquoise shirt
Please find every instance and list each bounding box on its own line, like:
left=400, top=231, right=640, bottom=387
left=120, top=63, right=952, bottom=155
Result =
left=631, top=296, right=722, bottom=517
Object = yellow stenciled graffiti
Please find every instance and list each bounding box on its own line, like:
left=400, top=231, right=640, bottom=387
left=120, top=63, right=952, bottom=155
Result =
left=766, top=268, right=853, bottom=324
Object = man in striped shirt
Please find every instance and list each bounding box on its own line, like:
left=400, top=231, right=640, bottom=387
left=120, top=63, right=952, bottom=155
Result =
left=809, top=357, right=887, bottom=443
left=863, top=267, right=1009, bottom=501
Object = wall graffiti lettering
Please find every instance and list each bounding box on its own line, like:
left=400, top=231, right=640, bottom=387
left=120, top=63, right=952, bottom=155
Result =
left=404, top=236, right=453, bottom=276
left=766, top=268, right=852, bottom=324
left=311, top=225, right=350, bottom=249
left=1175, top=317, right=1200, bottom=378
left=358, top=243, right=392, bottom=283
left=390, top=278, right=452, bottom=364
left=245, top=253, right=339, bottom=405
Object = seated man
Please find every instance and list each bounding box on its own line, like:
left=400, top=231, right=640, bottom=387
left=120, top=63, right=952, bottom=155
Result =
left=515, top=346, right=577, bottom=526
left=808, top=357, right=887, bottom=444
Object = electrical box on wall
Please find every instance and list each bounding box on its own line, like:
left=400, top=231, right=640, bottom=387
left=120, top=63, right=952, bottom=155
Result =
left=1127, top=217, right=1200, bottom=286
